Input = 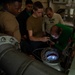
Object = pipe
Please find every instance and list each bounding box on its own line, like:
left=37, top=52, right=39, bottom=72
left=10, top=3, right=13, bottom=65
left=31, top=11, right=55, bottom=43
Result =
left=68, top=56, right=75, bottom=75
left=0, top=35, right=66, bottom=75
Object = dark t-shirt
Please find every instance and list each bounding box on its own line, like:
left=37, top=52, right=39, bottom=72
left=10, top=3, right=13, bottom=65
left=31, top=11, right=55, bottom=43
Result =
left=27, top=15, right=43, bottom=37
left=16, top=8, right=33, bottom=37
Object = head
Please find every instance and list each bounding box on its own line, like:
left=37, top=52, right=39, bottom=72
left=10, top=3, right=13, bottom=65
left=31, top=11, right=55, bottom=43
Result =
left=33, top=1, right=43, bottom=17
left=25, top=0, right=33, bottom=12
left=45, top=7, right=54, bottom=18
left=57, top=9, right=65, bottom=18
left=2, top=0, right=22, bottom=15
left=50, top=25, right=62, bottom=39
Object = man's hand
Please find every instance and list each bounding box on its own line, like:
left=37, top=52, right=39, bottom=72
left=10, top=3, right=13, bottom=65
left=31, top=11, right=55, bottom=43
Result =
left=41, top=37, right=50, bottom=42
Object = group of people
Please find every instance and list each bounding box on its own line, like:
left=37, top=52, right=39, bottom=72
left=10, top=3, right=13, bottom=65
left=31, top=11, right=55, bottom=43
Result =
left=0, top=0, right=64, bottom=57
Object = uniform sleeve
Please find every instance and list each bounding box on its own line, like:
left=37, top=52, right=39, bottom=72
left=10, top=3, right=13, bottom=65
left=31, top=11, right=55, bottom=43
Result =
left=3, top=15, right=21, bottom=42
left=27, top=18, right=33, bottom=30
left=58, top=14, right=64, bottom=24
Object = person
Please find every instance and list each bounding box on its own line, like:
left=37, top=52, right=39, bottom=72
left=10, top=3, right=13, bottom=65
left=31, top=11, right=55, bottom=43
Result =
left=56, top=9, right=65, bottom=20
left=26, top=1, right=50, bottom=54
left=16, top=0, right=33, bottom=39
left=50, top=25, right=62, bottom=40
left=48, top=25, right=62, bottom=47
left=42, top=7, right=64, bottom=35
left=0, top=0, right=22, bottom=43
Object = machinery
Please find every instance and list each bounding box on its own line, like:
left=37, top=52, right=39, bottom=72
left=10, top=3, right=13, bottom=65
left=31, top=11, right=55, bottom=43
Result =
left=0, top=29, right=75, bottom=75
left=0, top=34, right=67, bottom=75
left=32, top=23, right=75, bottom=74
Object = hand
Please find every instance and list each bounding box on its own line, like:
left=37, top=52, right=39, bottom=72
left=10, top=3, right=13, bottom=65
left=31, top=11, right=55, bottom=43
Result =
left=41, top=37, right=50, bottom=42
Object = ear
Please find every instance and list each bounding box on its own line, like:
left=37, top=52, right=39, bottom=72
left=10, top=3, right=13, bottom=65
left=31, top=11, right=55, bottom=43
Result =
left=6, top=3, right=11, bottom=9
left=33, top=9, right=34, bottom=12
left=33, top=9, right=36, bottom=13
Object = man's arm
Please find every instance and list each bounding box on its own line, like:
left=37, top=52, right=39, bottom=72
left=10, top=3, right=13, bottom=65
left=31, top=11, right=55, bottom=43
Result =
left=3, top=14, right=21, bottom=43
left=28, top=30, right=50, bottom=42
left=58, top=14, right=64, bottom=24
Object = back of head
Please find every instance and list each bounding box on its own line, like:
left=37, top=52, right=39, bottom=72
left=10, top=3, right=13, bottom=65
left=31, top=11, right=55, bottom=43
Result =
left=33, top=1, right=43, bottom=11
left=25, top=0, right=33, bottom=5
left=56, top=9, right=65, bottom=14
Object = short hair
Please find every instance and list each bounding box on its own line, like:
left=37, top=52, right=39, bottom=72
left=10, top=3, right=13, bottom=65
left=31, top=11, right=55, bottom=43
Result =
left=1, top=0, right=22, bottom=4
left=25, top=0, right=33, bottom=5
left=50, top=25, right=62, bottom=35
left=56, top=9, right=65, bottom=14
left=33, top=1, right=43, bottom=11
left=45, top=7, right=53, bottom=13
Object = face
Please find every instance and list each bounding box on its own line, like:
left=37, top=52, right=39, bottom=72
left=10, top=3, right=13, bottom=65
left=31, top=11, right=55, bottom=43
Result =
left=26, top=4, right=33, bottom=12
left=7, top=1, right=22, bottom=15
left=33, top=8, right=43, bottom=17
left=51, top=26, right=59, bottom=39
left=46, top=10, right=54, bottom=18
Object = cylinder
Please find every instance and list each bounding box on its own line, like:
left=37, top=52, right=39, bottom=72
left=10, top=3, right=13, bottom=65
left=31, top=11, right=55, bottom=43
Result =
left=0, top=35, right=66, bottom=75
